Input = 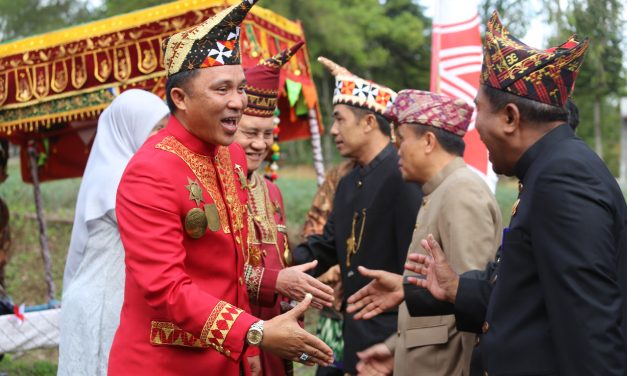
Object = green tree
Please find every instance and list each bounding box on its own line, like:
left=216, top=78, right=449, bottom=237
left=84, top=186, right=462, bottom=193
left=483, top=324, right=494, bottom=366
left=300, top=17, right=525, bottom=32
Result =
left=259, top=0, right=430, bottom=165
left=261, top=0, right=428, bottom=92
left=0, top=0, right=93, bottom=42
left=479, top=0, right=536, bottom=36
left=567, top=0, right=625, bottom=159
left=101, top=0, right=169, bottom=17
left=483, top=0, right=625, bottom=170
left=542, top=0, right=625, bottom=161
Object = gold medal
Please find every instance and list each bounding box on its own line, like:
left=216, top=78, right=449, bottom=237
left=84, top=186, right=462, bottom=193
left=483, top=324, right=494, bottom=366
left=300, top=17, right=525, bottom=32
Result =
left=185, top=207, right=207, bottom=239
left=185, top=177, right=205, bottom=206
left=204, top=203, right=221, bottom=232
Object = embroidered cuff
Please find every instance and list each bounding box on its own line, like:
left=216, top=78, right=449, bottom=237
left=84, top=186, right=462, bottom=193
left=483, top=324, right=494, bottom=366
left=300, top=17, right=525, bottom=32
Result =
left=199, top=301, right=258, bottom=360
left=245, top=264, right=264, bottom=303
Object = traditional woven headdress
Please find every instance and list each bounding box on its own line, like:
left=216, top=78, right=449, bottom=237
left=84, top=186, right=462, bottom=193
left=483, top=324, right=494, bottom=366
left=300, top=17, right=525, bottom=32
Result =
left=243, top=41, right=304, bottom=117
left=384, top=90, right=473, bottom=137
left=480, top=11, right=589, bottom=107
left=162, top=0, right=259, bottom=77
left=318, top=56, right=396, bottom=115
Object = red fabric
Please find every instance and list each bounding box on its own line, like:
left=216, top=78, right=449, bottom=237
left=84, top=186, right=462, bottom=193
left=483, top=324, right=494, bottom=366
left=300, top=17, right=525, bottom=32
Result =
left=249, top=179, right=290, bottom=376
left=258, top=267, right=280, bottom=306
left=109, top=116, right=258, bottom=375
left=18, top=127, right=94, bottom=183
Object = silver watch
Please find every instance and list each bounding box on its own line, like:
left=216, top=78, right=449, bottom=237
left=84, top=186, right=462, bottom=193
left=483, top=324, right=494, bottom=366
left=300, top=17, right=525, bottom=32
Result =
left=246, top=320, right=264, bottom=346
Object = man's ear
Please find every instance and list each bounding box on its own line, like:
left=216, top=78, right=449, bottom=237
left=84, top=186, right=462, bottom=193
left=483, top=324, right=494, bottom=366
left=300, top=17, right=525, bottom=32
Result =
left=503, top=103, right=521, bottom=135
left=170, top=87, right=188, bottom=112
left=362, top=113, right=377, bottom=133
left=424, top=131, right=436, bottom=154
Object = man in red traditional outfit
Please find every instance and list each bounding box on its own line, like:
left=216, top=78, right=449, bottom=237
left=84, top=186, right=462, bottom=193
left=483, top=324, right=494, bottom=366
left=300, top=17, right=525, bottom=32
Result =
left=235, top=42, right=335, bottom=376
left=109, top=1, right=333, bottom=374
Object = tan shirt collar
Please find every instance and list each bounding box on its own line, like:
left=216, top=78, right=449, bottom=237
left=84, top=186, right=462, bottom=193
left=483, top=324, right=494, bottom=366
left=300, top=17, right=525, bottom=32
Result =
left=421, top=156, right=466, bottom=196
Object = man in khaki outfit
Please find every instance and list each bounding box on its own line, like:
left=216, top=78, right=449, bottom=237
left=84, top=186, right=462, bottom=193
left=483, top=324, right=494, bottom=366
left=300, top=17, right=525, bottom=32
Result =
left=346, top=89, right=501, bottom=375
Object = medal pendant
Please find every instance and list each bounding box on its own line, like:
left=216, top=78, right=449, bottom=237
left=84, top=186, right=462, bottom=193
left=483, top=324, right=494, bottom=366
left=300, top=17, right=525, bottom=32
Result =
left=204, top=203, right=221, bottom=232
left=185, top=207, right=208, bottom=239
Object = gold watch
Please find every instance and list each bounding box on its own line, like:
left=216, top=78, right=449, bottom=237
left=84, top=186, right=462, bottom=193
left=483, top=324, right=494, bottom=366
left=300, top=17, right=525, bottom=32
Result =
left=246, top=320, right=264, bottom=346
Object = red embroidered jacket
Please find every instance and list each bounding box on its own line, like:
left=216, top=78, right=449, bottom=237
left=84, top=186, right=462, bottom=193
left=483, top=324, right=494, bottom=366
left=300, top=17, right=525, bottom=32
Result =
left=109, top=116, right=258, bottom=375
left=244, top=172, right=291, bottom=375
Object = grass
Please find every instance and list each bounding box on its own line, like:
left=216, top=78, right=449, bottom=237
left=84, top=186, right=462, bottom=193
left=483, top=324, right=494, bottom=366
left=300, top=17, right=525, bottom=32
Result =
left=0, top=160, right=518, bottom=374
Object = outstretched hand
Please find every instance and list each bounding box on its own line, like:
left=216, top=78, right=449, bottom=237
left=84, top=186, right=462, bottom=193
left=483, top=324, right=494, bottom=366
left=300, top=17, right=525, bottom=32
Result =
left=355, top=342, right=393, bottom=376
left=262, top=293, right=334, bottom=367
left=404, top=234, right=459, bottom=303
left=346, top=266, right=403, bottom=320
left=276, top=260, right=334, bottom=309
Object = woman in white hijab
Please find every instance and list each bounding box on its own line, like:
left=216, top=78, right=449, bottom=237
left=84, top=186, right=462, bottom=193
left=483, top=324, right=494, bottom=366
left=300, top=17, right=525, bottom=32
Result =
left=58, top=89, right=169, bottom=376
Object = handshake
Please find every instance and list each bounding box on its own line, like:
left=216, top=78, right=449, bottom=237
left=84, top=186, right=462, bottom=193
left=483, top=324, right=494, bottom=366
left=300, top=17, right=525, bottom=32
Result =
left=251, top=293, right=334, bottom=367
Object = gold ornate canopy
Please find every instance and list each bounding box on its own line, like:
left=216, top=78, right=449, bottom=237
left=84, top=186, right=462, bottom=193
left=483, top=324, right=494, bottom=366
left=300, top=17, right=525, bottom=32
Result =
left=0, top=0, right=321, bottom=182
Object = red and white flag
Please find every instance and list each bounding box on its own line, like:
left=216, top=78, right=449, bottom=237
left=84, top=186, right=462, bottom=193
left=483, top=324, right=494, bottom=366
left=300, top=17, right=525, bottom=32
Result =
left=430, top=0, right=498, bottom=191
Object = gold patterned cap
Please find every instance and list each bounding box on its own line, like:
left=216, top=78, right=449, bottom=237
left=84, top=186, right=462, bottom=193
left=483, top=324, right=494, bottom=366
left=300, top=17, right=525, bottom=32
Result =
left=480, top=11, right=589, bottom=107
left=162, top=0, right=259, bottom=77
left=318, top=56, right=396, bottom=115
left=243, top=41, right=304, bottom=117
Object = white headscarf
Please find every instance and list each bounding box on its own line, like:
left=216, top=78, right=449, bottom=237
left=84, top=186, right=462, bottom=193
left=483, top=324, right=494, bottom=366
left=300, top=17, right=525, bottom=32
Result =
left=63, top=89, right=169, bottom=289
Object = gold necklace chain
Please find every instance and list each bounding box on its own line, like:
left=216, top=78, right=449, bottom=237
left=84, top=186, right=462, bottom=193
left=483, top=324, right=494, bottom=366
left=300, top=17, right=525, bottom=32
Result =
left=346, top=208, right=367, bottom=267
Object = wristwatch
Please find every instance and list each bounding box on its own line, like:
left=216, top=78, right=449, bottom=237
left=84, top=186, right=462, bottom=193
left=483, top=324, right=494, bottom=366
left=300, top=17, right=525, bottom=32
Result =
left=246, top=320, right=265, bottom=346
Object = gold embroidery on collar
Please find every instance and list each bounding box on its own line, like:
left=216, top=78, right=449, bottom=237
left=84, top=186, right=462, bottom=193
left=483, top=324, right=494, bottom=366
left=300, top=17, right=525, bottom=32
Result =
left=247, top=172, right=278, bottom=244
left=214, top=147, right=246, bottom=233
left=155, top=136, right=245, bottom=234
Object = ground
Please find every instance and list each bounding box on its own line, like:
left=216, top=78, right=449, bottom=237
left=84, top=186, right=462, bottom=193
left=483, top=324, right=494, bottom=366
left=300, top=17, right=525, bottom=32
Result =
left=0, top=158, right=518, bottom=374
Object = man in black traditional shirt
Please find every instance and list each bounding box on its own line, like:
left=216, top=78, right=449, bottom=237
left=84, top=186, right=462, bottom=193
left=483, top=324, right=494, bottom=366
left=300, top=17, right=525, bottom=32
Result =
left=405, top=11, right=626, bottom=376
left=293, top=57, right=422, bottom=376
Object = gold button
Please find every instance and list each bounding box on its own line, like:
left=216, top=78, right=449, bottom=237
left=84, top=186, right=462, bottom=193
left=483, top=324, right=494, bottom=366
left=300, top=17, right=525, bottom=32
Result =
left=239, top=277, right=244, bottom=285
left=357, top=180, right=363, bottom=188
left=482, top=321, right=490, bottom=334
left=396, top=330, right=401, bottom=337
left=224, top=349, right=231, bottom=357
left=475, top=336, right=481, bottom=347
